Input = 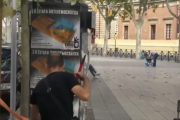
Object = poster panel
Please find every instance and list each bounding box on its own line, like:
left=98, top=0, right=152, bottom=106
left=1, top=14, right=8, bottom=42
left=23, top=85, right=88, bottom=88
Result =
left=30, top=3, right=80, bottom=50
left=30, top=49, right=80, bottom=89
left=29, top=3, right=81, bottom=89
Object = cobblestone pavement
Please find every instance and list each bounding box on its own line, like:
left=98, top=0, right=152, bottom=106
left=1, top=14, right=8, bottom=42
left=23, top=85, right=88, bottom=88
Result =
left=89, top=57, right=180, bottom=120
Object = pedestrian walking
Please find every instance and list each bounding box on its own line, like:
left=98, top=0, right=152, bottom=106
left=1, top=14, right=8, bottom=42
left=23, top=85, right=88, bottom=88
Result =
left=150, top=51, right=159, bottom=67
left=89, top=64, right=100, bottom=79
left=30, top=53, right=91, bottom=120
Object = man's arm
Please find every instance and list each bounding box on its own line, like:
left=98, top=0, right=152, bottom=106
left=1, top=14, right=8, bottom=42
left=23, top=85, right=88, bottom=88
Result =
left=81, top=75, right=91, bottom=98
left=31, top=105, right=41, bottom=120
left=30, top=91, right=41, bottom=120
left=68, top=72, right=91, bottom=101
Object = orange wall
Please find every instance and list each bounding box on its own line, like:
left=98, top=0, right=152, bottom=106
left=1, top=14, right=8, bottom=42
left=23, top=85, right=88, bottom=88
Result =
left=118, top=5, right=178, bottom=40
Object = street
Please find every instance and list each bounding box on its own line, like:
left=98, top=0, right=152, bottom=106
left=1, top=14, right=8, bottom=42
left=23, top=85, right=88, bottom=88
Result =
left=88, top=56, right=180, bottom=120
left=1, top=57, right=180, bottom=120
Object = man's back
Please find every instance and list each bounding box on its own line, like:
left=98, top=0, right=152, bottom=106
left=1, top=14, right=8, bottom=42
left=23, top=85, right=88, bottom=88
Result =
left=30, top=72, right=79, bottom=120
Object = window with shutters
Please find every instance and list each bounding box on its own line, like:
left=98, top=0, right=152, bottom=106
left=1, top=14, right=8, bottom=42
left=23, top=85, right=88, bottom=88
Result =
left=151, top=25, right=156, bottom=40
left=124, top=26, right=128, bottom=39
left=166, top=24, right=171, bottom=40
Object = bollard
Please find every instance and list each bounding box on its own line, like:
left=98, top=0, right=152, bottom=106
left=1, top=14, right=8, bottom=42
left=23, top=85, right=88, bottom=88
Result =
left=96, top=48, right=98, bottom=55
left=130, top=49, right=132, bottom=58
left=175, top=52, right=177, bottom=62
left=120, top=49, right=122, bottom=57
left=168, top=51, right=170, bottom=61
left=101, top=48, right=103, bottom=56
left=161, top=51, right=163, bottom=61
left=125, top=49, right=127, bottom=58
left=110, top=48, right=112, bottom=57
left=115, top=48, right=118, bottom=57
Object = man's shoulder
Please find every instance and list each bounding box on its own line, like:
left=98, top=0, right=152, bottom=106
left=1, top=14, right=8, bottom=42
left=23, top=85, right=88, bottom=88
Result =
left=35, top=78, right=46, bottom=88
left=53, top=72, right=74, bottom=78
left=62, top=72, right=74, bottom=76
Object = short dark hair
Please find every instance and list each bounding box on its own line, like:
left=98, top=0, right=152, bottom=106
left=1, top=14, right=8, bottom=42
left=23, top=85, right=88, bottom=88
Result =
left=46, top=53, right=64, bottom=68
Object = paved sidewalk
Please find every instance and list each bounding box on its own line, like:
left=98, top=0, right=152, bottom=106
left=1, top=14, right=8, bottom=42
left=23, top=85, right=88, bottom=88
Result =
left=87, top=73, right=131, bottom=120
left=89, top=57, right=180, bottom=120
left=2, top=57, right=179, bottom=120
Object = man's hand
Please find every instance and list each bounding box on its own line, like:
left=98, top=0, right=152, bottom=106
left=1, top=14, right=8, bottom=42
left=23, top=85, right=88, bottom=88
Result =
left=74, top=72, right=86, bottom=80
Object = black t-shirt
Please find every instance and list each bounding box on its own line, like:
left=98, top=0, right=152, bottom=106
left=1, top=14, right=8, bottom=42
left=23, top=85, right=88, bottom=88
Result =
left=30, top=72, right=79, bottom=120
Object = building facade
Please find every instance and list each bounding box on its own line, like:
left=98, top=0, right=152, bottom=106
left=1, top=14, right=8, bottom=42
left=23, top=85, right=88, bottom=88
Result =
left=90, top=0, right=179, bottom=40
left=119, top=1, right=179, bottom=40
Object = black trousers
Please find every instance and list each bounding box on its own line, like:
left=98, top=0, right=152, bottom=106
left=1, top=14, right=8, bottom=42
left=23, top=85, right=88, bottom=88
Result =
left=89, top=64, right=96, bottom=76
left=153, top=53, right=158, bottom=67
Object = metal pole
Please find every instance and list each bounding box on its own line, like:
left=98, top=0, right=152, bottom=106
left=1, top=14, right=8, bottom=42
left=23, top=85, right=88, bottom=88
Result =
left=10, top=0, right=17, bottom=119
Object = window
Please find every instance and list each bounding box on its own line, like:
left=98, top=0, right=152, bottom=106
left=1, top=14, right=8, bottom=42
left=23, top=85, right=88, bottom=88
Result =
left=177, top=23, right=179, bottom=34
left=124, top=26, right=128, bottom=39
left=166, top=24, right=171, bottom=40
left=151, top=25, right=156, bottom=40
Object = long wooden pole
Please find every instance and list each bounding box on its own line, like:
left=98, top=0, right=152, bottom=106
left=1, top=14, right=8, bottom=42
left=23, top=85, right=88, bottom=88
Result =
left=0, top=0, right=3, bottom=115
left=20, top=0, right=30, bottom=117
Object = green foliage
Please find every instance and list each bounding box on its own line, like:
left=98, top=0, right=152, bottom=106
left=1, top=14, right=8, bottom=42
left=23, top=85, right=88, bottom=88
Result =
left=17, top=0, right=21, bottom=10
left=44, top=0, right=83, bottom=3
left=120, top=0, right=159, bottom=22
left=77, top=0, right=83, bottom=3
left=90, top=0, right=126, bottom=24
left=3, top=0, right=21, bottom=10
left=36, top=0, right=83, bottom=8
left=3, top=0, right=8, bottom=5
left=119, top=3, right=131, bottom=20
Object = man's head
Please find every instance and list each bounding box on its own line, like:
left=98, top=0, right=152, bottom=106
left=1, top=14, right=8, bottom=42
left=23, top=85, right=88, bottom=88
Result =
left=46, top=52, right=65, bottom=73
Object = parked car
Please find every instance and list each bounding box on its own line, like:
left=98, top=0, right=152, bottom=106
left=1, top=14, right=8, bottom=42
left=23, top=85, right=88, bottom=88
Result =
left=0, top=45, right=22, bottom=112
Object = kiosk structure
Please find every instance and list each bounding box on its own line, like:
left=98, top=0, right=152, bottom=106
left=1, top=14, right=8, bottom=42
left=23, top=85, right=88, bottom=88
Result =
left=29, top=2, right=95, bottom=120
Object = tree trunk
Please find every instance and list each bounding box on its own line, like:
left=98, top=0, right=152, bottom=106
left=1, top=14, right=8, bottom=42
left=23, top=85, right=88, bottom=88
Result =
left=178, top=19, right=180, bottom=62
left=102, top=21, right=110, bottom=56
left=135, top=24, right=142, bottom=59
left=0, top=0, right=3, bottom=113
left=20, top=0, right=30, bottom=117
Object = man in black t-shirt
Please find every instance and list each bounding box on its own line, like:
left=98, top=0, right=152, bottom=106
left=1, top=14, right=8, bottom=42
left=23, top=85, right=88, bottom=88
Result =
left=30, top=53, right=91, bottom=120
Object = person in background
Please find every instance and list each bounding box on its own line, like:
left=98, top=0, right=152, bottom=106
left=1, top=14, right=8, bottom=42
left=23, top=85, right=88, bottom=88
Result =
left=89, top=64, right=100, bottom=79
left=30, top=53, right=91, bottom=120
left=150, top=51, right=159, bottom=67
left=140, top=51, right=145, bottom=59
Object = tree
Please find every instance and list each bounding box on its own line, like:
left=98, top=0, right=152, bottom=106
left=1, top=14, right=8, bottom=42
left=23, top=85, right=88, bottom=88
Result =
left=20, top=0, right=30, bottom=117
left=120, top=0, right=158, bottom=59
left=0, top=0, right=3, bottom=114
left=90, top=0, right=123, bottom=56
left=165, top=0, right=180, bottom=62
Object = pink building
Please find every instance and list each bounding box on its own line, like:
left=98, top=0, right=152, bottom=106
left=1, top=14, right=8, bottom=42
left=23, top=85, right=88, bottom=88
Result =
left=92, top=0, right=179, bottom=40
left=118, top=1, right=179, bottom=40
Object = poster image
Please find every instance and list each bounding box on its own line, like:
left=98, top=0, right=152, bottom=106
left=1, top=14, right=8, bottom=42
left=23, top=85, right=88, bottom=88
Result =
left=30, top=6, right=80, bottom=50
left=30, top=49, right=80, bottom=89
